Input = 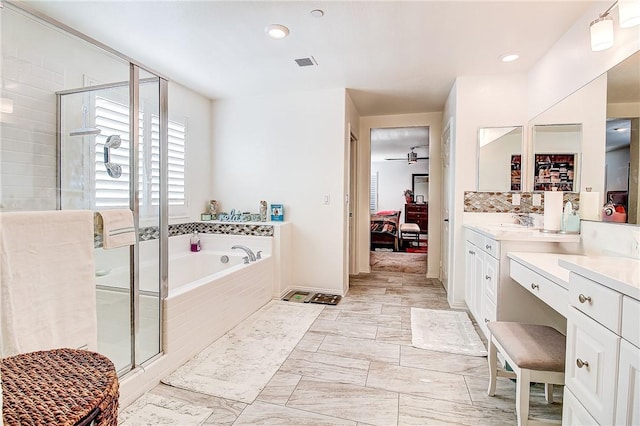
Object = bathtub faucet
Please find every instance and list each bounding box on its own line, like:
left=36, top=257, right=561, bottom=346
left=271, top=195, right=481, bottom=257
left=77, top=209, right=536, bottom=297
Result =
left=231, top=245, right=256, bottom=262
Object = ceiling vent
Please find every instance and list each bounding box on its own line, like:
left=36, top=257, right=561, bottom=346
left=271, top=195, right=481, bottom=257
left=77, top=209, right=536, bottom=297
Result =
left=295, top=56, right=318, bottom=67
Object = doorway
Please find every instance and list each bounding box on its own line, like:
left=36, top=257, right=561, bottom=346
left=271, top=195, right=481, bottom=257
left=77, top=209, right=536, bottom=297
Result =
left=369, top=126, right=429, bottom=272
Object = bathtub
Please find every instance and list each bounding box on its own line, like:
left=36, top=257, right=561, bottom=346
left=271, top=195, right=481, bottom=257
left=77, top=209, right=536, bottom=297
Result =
left=163, top=233, right=274, bottom=364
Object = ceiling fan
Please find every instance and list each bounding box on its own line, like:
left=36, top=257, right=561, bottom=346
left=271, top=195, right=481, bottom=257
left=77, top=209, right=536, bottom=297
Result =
left=384, top=145, right=428, bottom=164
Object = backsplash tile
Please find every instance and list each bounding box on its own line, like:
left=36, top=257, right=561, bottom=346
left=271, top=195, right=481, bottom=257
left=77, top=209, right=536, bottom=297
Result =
left=95, top=222, right=274, bottom=248
left=464, top=191, right=580, bottom=213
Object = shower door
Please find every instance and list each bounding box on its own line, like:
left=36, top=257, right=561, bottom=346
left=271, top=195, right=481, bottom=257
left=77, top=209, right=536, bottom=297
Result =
left=58, top=67, right=165, bottom=374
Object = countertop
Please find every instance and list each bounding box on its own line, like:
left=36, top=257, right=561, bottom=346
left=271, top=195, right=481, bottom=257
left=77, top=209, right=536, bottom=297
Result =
left=465, top=224, right=581, bottom=243
left=507, top=251, right=640, bottom=300
left=507, top=252, right=585, bottom=290
left=558, top=256, right=640, bottom=300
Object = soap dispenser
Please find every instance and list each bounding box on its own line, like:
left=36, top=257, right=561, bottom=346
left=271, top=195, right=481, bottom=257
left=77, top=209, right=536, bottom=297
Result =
left=190, top=231, right=201, bottom=252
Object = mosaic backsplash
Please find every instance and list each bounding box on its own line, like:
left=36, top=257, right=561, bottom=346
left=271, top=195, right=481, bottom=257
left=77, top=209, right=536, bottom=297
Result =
left=464, top=191, right=580, bottom=213
left=95, top=222, right=274, bottom=248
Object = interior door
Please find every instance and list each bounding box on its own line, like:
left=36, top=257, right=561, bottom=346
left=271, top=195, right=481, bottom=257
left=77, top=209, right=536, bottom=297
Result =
left=441, top=120, right=453, bottom=294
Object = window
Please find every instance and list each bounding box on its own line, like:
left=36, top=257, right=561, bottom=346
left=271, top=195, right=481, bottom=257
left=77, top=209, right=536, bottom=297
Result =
left=370, top=172, right=378, bottom=213
left=94, top=97, right=186, bottom=213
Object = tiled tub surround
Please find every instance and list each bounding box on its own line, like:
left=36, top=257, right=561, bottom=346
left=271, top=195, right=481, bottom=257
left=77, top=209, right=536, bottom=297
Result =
left=95, top=221, right=275, bottom=248
left=464, top=191, right=580, bottom=213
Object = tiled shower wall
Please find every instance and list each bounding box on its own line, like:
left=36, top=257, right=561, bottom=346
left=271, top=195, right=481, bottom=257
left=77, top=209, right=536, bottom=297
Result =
left=464, top=191, right=581, bottom=213
left=1, top=47, right=63, bottom=211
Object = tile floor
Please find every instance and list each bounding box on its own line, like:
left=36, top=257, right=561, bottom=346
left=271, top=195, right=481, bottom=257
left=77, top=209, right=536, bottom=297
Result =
left=124, top=271, right=563, bottom=425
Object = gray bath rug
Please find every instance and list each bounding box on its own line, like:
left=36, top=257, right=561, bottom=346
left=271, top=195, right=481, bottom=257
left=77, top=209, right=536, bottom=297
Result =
left=411, top=308, right=487, bottom=357
left=118, top=393, right=212, bottom=425
left=162, top=300, right=324, bottom=403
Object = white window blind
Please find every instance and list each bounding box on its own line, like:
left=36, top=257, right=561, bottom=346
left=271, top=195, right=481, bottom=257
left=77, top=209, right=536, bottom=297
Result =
left=370, top=172, right=378, bottom=213
left=94, top=97, right=186, bottom=210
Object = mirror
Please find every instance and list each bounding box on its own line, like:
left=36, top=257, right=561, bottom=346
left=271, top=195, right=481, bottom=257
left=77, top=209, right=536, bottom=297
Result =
left=531, top=124, right=581, bottom=192
left=528, top=51, right=639, bottom=224
left=477, top=126, right=523, bottom=191
left=412, top=174, right=428, bottom=203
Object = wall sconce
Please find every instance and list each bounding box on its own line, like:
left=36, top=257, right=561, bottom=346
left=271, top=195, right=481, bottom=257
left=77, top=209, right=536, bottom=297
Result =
left=590, top=0, right=640, bottom=52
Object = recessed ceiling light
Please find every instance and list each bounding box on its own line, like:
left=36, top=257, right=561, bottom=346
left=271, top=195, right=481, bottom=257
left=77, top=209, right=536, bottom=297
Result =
left=265, top=24, right=289, bottom=40
left=500, top=53, right=520, bottom=63
left=310, top=9, right=324, bottom=18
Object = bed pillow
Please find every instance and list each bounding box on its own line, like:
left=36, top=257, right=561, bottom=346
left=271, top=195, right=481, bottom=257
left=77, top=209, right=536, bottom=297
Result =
left=375, top=210, right=397, bottom=216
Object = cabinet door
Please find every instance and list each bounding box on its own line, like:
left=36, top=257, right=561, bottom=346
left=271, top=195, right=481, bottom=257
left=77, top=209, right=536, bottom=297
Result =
left=464, top=241, right=475, bottom=312
left=615, top=339, right=640, bottom=425
left=563, top=388, right=599, bottom=425
left=566, top=307, right=620, bottom=425
left=483, top=254, right=498, bottom=304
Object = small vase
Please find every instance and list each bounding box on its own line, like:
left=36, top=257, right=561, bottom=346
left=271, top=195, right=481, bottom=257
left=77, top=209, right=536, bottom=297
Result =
left=405, top=196, right=413, bottom=204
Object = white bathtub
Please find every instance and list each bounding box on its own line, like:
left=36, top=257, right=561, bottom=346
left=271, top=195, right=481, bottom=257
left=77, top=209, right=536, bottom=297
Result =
left=163, top=233, right=274, bottom=365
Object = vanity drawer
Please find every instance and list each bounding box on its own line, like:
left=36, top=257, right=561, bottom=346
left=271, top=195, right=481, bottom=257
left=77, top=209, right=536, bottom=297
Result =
left=622, top=296, right=640, bottom=347
left=466, top=229, right=484, bottom=248
left=510, top=260, right=568, bottom=317
left=569, top=273, right=622, bottom=333
left=482, top=237, right=500, bottom=258
left=480, top=297, right=497, bottom=338
left=566, top=306, right=620, bottom=426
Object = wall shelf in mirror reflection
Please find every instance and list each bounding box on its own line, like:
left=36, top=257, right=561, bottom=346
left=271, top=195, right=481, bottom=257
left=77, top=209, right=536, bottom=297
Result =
left=477, top=126, right=523, bottom=192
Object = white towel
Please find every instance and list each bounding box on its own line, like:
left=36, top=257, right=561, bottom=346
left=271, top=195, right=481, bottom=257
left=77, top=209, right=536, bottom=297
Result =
left=96, top=209, right=136, bottom=249
left=0, top=210, right=97, bottom=357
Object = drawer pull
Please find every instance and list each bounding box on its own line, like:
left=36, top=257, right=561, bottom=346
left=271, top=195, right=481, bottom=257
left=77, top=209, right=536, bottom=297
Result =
left=578, top=294, right=592, bottom=304
left=531, top=283, right=539, bottom=290
left=576, top=358, right=589, bottom=369
left=485, top=244, right=492, bottom=250
left=484, top=318, right=490, bottom=323
left=485, top=275, right=491, bottom=280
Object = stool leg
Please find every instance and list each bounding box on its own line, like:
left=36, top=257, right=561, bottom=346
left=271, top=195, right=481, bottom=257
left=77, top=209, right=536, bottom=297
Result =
left=545, top=383, right=554, bottom=403
left=487, top=336, right=497, bottom=397
left=516, top=369, right=531, bottom=426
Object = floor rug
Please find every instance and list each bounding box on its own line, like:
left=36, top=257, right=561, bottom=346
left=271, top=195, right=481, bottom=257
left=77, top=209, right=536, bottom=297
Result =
left=410, top=308, right=487, bottom=357
left=118, top=393, right=213, bottom=426
left=162, top=300, right=324, bottom=403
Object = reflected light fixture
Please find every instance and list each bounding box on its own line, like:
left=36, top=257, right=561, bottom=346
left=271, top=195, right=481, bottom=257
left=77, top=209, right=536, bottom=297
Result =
left=265, top=24, right=290, bottom=39
left=407, top=149, right=418, bottom=164
left=0, top=98, right=13, bottom=114
left=590, top=0, right=640, bottom=52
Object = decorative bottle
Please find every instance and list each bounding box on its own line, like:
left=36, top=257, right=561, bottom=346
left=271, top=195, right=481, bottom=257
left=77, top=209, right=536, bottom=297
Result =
left=190, top=231, right=201, bottom=252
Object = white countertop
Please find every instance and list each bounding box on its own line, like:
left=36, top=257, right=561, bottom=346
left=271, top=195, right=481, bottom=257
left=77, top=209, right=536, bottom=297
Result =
left=465, top=224, right=581, bottom=243
left=507, top=252, right=585, bottom=290
left=558, top=256, right=640, bottom=300
left=507, top=251, right=640, bottom=300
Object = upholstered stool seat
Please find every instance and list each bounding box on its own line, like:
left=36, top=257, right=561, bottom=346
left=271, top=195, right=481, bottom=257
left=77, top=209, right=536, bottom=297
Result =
left=487, top=322, right=566, bottom=426
left=400, top=223, right=420, bottom=250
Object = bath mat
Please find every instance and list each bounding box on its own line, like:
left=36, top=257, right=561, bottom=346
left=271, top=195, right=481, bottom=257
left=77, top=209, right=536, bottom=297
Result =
left=162, top=300, right=324, bottom=404
left=410, top=308, right=487, bottom=357
left=309, top=293, right=341, bottom=305
left=118, top=393, right=212, bottom=425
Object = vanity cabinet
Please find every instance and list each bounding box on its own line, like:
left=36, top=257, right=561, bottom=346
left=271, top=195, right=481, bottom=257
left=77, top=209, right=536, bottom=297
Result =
left=563, top=272, right=640, bottom=426
left=464, top=227, right=577, bottom=339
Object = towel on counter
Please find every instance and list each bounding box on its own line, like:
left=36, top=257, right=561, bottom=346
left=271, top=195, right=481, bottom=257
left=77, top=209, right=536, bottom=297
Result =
left=0, top=210, right=97, bottom=357
left=96, top=209, right=136, bottom=249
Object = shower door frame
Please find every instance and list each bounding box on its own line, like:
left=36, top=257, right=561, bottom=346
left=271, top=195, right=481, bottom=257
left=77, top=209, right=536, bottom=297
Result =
left=49, top=41, right=169, bottom=379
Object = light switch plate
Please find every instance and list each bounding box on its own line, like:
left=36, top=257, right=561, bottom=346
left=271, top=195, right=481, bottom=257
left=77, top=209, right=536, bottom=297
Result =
left=512, top=194, right=521, bottom=206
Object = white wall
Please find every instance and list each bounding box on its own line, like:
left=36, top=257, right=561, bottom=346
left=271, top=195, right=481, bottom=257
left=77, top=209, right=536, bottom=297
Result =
left=446, top=73, right=528, bottom=308
left=168, top=81, right=212, bottom=222
left=210, top=88, right=347, bottom=294
left=358, top=112, right=442, bottom=278
left=371, top=159, right=428, bottom=216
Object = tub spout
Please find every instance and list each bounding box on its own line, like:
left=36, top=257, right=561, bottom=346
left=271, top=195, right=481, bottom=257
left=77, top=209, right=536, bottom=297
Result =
left=232, top=245, right=256, bottom=261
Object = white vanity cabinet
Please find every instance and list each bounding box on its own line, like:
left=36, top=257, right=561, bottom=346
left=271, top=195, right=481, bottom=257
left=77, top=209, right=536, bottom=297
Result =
left=560, top=266, right=640, bottom=426
left=464, top=226, right=577, bottom=338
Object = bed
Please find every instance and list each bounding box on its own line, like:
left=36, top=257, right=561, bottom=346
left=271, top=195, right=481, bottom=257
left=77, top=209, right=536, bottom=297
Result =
left=370, top=210, right=401, bottom=251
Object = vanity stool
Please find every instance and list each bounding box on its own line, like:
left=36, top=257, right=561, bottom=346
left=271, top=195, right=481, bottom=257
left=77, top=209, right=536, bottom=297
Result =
left=487, top=322, right=566, bottom=426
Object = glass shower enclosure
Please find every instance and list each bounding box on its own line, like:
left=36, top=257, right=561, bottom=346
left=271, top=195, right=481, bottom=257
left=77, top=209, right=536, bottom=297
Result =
left=57, top=68, right=168, bottom=374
